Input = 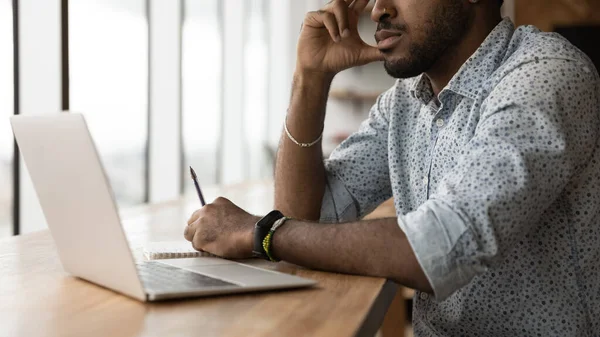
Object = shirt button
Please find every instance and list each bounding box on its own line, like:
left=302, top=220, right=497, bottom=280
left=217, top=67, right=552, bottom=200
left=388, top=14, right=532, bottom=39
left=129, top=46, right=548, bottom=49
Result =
left=422, top=176, right=429, bottom=186
left=420, top=292, right=429, bottom=300
left=436, top=118, right=445, bottom=128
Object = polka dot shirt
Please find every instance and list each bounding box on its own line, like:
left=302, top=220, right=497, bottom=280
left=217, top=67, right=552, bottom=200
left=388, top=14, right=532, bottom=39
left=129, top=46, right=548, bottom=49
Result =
left=320, top=18, right=600, bottom=336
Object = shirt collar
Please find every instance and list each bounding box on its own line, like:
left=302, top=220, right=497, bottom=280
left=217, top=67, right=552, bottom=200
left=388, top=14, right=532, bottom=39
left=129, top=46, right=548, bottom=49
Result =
left=410, top=74, right=435, bottom=105
left=410, top=18, right=515, bottom=103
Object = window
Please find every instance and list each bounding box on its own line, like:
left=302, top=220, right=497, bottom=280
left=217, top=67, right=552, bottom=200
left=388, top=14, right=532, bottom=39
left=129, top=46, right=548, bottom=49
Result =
left=182, top=0, right=221, bottom=191
left=0, top=0, right=13, bottom=237
left=69, top=0, right=148, bottom=207
left=243, top=0, right=271, bottom=180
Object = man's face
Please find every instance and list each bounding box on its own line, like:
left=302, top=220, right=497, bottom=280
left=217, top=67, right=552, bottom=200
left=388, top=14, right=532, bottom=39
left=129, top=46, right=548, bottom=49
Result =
left=373, top=0, right=473, bottom=79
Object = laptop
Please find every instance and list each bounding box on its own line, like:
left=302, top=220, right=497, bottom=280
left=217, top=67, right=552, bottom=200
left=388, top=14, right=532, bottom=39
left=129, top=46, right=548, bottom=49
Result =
left=11, top=113, right=316, bottom=301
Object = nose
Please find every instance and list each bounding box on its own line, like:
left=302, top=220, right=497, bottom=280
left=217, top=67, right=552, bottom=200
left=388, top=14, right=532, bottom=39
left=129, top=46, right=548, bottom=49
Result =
left=371, top=0, right=397, bottom=23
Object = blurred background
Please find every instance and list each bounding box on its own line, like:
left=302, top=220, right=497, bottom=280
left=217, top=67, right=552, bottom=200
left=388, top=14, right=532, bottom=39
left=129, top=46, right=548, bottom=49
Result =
left=1, top=0, right=599, bottom=239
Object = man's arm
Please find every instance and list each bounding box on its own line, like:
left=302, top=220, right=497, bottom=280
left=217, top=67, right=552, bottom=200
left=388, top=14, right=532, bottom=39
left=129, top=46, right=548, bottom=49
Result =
left=274, top=72, right=330, bottom=221
left=274, top=0, right=383, bottom=220
left=271, top=217, right=433, bottom=292
left=184, top=196, right=432, bottom=291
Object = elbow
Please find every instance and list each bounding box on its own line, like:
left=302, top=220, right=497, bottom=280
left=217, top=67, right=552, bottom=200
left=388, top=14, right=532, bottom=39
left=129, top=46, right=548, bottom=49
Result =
left=390, top=264, right=434, bottom=294
left=274, top=197, right=322, bottom=221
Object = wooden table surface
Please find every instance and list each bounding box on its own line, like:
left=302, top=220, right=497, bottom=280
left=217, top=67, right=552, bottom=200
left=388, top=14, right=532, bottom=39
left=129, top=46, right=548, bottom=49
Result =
left=0, top=182, right=398, bottom=337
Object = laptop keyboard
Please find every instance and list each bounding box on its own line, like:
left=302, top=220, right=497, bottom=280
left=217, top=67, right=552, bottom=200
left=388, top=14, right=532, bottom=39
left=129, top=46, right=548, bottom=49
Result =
left=137, top=261, right=239, bottom=293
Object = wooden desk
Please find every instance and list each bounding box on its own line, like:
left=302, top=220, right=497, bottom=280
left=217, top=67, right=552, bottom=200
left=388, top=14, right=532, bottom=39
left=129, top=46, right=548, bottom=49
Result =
left=0, top=182, right=398, bottom=337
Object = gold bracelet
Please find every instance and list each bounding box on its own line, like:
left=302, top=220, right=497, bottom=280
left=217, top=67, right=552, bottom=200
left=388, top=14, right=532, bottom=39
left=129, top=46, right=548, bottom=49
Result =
left=284, top=116, right=323, bottom=148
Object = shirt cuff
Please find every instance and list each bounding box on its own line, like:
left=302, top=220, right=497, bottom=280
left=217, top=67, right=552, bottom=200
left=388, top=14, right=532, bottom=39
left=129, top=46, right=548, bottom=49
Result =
left=397, top=198, right=486, bottom=301
left=319, top=173, right=359, bottom=223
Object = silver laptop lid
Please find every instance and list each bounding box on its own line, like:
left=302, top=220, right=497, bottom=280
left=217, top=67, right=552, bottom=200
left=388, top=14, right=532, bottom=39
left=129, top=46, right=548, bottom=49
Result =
left=11, top=113, right=146, bottom=301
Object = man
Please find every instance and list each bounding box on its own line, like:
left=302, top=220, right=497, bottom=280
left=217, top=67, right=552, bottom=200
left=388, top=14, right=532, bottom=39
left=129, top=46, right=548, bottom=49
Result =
left=185, top=0, right=600, bottom=335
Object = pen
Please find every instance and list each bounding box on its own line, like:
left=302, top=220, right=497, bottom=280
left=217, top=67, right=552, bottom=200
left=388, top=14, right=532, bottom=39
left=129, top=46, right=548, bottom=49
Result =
left=189, top=166, right=206, bottom=206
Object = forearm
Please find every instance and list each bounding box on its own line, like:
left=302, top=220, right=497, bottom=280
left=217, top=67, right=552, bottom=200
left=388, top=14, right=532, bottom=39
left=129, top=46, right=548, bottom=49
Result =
left=271, top=218, right=433, bottom=293
left=274, top=71, right=333, bottom=220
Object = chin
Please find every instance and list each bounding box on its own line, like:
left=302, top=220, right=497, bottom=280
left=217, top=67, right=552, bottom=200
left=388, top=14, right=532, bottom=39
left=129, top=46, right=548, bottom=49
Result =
left=382, top=58, right=415, bottom=79
left=382, top=50, right=434, bottom=79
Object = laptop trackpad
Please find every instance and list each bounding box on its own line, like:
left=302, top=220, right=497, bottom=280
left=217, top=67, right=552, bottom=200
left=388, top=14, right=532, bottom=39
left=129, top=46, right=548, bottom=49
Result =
left=183, top=264, right=294, bottom=287
left=160, top=257, right=235, bottom=268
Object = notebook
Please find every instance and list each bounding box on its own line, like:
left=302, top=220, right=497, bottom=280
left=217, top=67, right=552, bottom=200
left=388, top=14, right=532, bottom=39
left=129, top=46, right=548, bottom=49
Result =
left=143, top=241, right=218, bottom=260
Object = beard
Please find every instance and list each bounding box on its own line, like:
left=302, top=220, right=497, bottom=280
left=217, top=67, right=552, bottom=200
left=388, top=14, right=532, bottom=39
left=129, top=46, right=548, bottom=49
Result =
left=380, top=1, right=472, bottom=79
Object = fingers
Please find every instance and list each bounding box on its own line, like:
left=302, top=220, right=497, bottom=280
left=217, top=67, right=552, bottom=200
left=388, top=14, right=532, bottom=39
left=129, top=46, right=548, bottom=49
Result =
left=184, top=203, right=219, bottom=247
left=349, top=0, right=371, bottom=14
left=184, top=217, right=210, bottom=251
left=305, top=0, right=358, bottom=43
left=187, top=196, right=227, bottom=228
left=329, top=1, right=350, bottom=38
left=188, top=197, right=229, bottom=225
left=187, top=208, right=201, bottom=225
left=360, top=45, right=385, bottom=63
left=212, top=196, right=231, bottom=205
left=184, top=221, right=194, bottom=241
left=191, top=230, right=204, bottom=252
left=188, top=218, right=218, bottom=252
left=309, top=11, right=340, bottom=42
left=185, top=207, right=207, bottom=241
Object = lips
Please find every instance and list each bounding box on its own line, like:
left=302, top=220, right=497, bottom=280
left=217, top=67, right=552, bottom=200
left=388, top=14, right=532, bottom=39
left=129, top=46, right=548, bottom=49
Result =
left=375, top=29, right=403, bottom=50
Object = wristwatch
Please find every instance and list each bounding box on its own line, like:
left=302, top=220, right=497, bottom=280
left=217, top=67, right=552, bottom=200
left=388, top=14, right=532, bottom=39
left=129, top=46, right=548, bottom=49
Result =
left=252, top=210, right=284, bottom=260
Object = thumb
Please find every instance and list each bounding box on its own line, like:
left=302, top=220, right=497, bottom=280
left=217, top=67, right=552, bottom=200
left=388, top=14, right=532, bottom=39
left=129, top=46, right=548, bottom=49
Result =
left=358, top=45, right=385, bottom=65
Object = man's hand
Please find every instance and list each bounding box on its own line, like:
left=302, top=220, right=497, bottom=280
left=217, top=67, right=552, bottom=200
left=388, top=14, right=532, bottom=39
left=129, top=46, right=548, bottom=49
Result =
left=184, top=197, right=261, bottom=259
left=297, top=0, right=383, bottom=75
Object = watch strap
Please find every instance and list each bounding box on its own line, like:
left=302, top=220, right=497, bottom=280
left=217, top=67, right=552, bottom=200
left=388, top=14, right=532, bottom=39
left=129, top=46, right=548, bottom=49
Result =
left=252, top=210, right=284, bottom=260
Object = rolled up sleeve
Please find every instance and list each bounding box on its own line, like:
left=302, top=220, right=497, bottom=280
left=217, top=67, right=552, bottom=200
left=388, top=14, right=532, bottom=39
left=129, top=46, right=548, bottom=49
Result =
left=319, top=85, right=398, bottom=223
left=320, top=173, right=360, bottom=223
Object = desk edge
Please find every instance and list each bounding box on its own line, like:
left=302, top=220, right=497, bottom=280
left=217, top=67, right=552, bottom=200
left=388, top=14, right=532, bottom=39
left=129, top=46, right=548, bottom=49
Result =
left=354, top=279, right=399, bottom=337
